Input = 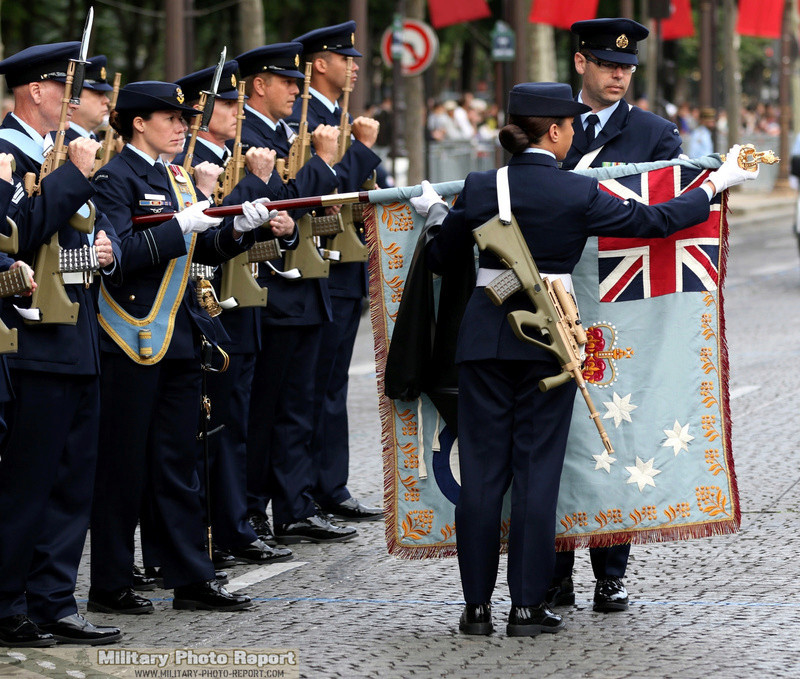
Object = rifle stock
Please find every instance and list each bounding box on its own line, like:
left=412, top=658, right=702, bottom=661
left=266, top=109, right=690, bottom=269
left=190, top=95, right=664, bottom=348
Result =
left=26, top=55, right=97, bottom=326
left=324, top=56, right=368, bottom=263
left=217, top=81, right=268, bottom=308
left=472, top=213, right=613, bottom=454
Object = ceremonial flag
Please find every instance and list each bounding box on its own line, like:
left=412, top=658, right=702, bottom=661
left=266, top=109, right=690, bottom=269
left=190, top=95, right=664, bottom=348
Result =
left=365, top=158, right=740, bottom=558
left=659, top=0, right=695, bottom=40
left=427, top=0, right=492, bottom=29
left=528, top=0, right=599, bottom=29
left=736, top=0, right=783, bottom=39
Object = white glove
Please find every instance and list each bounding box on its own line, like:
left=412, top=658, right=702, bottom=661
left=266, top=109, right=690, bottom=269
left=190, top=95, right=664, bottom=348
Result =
left=410, top=180, right=445, bottom=217
left=707, top=145, right=760, bottom=194
left=234, top=198, right=278, bottom=233
left=175, top=200, right=222, bottom=235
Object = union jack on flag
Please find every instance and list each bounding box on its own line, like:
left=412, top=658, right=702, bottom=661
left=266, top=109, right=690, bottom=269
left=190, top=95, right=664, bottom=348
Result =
left=596, top=164, right=723, bottom=302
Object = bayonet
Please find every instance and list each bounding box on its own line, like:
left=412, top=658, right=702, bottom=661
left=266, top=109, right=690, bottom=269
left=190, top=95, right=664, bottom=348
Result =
left=199, top=47, right=226, bottom=132
left=70, top=6, right=94, bottom=105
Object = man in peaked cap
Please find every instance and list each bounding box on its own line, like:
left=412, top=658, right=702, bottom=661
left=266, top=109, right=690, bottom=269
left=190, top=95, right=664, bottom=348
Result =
left=549, top=18, right=685, bottom=617
left=286, top=21, right=384, bottom=530
left=0, top=41, right=122, bottom=647
left=171, top=59, right=296, bottom=566
left=562, top=17, right=682, bottom=171
left=45, top=55, right=114, bottom=151
left=233, top=41, right=357, bottom=546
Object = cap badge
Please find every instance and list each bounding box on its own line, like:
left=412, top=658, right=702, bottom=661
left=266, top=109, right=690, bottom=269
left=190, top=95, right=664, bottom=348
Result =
left=616, top=34, right=629, bottom=49
left=350, top=32, right=355, bottom=46
left=231, top=73, right=236, bottom=87
left=100, top=66, right=107, bottom=80
left=295, top=54, right=300, bottom=67
left=175, top=86, right=185, bottom=104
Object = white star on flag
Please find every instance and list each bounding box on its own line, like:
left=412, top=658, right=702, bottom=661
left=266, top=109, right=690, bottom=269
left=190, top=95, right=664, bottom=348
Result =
left=592, top=450, right=617, bottom=473
left=603, top=392, right=638, bottom=427
left=662, top=420, right=694, bottom=455
left=625, top=456, right=662, bottom=491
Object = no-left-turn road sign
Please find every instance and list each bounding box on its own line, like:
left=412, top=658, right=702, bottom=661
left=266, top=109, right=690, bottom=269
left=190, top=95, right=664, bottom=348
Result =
left=380, top=19, right=439, bottom=76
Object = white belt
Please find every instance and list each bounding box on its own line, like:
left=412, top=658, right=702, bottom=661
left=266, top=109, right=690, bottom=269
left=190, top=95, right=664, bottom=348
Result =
left=476, top=267, right=574, bottom=295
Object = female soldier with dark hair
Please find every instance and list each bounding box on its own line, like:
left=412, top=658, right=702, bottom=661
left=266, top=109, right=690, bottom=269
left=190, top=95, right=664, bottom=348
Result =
left=87, top=81, right=274, bottom=614
left=411, top=82, right=756, bottom=637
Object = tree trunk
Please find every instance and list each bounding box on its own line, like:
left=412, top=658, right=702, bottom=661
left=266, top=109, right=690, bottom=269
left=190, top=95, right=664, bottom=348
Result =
left=239, top=0, right=265, bottom=53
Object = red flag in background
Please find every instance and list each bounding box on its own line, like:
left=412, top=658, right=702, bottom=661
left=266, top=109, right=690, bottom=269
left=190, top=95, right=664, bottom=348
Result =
left=736, top=0, right=783, bottom=39
left=427, top=0, right=492, bottom=29
left=528, top=0, right=599, bottom=29
left=659, top=0, right=695, bottom=40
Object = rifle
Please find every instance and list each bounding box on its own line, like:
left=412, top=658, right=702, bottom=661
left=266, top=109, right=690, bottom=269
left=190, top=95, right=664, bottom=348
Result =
left=324, top=56, right=368, bottom=265
left=0, top=213, right=31, bottom=354
left=23, top=7, right=99, bottom=326
left=217, top=80, right=269, bottom=308
left=472, top=212, right=614, bottom=455
left=183, top=48, right=227, bottom=176
left=274, top=62, right=333, bottom=279
left=92, top=71, right=122, bottom=177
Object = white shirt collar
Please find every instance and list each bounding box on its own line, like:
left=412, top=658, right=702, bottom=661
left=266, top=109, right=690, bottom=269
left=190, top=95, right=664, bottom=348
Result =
left=309, top=87, right=337, bottom=114
left=11, top=114, right=45, bottom=147
left=245, top=104, right=277, bottom=131
left=126, top=142, right=166, bottom=168
left=523, top=148, right=556, bottom=160
left=577, top=94, right=621, bottom=132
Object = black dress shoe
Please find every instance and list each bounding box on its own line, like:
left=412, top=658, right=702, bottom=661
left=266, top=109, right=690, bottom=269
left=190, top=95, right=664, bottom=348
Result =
left=146, top=566, right=228, bottom=586
left=0, top=615, right=56, bottom=647
left=133, top=564, right=157, bottom=592
left=458, top=603, right=493, bottom=635
left=173, top=580, right=252, bottom=611
left=211, top=547, right=239, bottom=569
left=276, top=513, right=357, bottom=544
left=247, top=513, right=277, bottom=546
left=38, top=613, right=122, bottom=645
left=544, top=576, right=575, bottom=607
left=144, top=567, right=164, bottom=588
left=324, top=497, right=383, bottom=522
left=88, top=587, right=154, bottom=615
left=593, top=578, right=629, bottom=612
left=229, top=539, right=293, bottom=565
left=507, top=604, right=564, bottom=637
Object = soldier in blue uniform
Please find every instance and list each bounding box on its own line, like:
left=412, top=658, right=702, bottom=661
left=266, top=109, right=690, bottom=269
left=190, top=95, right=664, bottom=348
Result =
left=412, top=82, right=755, bottom=637
left=286, top=22, right=383, bottom=522
left=173, top=60, right=294, bottom=565
left=87, top=81, right=266, bottom=614
left=233, top=43, right=356, bottom=544
left=57, top=55, right=113, bottom=145
left=0, top=42, right=123, bottom=646
left=554, top=17, right=685, bottom=614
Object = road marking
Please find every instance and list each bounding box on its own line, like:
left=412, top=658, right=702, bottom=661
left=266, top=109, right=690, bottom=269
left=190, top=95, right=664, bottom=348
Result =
left=349, top=361, right=376, bottom=376
left=730, top=385, right=760, bottom=399
left=225, top=561, right=307, bottom=592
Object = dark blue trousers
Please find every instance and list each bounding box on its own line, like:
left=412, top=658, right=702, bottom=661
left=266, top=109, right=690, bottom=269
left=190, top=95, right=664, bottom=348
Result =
left=246, top=324, right=321, bottom=525
left=90, top=354, right=215, bottom=591
left=456, top=359, right=577, bottom=607
left=197, top=352, right=258, bottom=550
left=0, top=371, right=99, bottom=622
left=310, top=296, right=361, bottom=507
left=554, top=544, right=631, bottom=580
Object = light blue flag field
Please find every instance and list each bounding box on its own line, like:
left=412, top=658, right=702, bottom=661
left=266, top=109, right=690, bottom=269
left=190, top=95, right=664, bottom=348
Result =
left=363, top=157, right=740, bottom=558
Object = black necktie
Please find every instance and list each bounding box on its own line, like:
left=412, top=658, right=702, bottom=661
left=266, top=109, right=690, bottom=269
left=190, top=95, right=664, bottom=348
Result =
left=585, top=114, right=600, bottom=144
